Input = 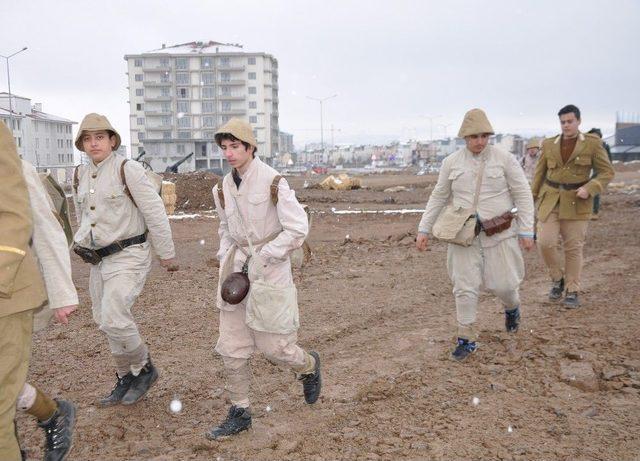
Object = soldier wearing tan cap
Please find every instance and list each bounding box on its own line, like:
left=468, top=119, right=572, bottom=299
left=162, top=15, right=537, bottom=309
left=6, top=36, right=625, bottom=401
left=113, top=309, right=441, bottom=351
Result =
left=207, top=118, right=321, bottom=440
left=416, top=109, right=535, bottom=361
left=522, top=137, right=541, bottom=183
left=72, top=113, right=177, bottom=406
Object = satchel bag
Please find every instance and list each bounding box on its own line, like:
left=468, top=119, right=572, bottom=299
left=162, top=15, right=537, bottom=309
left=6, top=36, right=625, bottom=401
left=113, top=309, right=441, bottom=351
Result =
left=432, top=156, right=486, bottom=247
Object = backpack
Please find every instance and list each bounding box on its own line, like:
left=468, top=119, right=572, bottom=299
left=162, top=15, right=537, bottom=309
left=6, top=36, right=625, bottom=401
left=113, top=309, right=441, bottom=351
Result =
left=73, top=159, right=163, bottom=208
left=38, top=172, right=74, bottom=247
left=215, top=175, right=312, bottom=267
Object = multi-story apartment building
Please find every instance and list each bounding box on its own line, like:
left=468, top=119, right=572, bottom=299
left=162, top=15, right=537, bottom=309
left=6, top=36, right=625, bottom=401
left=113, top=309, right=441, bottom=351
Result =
left=0, top=92, right=76, bottom=182
left=124, top=41, right=279, bottom=173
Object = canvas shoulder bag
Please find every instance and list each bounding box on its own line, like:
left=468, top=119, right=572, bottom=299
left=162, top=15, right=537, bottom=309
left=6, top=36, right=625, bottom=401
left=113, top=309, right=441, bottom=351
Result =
left=432, top=156, right=486, bottom=247
left=231, top=194, right=300, bottom=334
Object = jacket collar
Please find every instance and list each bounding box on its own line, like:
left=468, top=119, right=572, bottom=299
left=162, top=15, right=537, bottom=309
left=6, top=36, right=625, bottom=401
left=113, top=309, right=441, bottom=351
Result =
left=551, top=132, right=586, bottom=164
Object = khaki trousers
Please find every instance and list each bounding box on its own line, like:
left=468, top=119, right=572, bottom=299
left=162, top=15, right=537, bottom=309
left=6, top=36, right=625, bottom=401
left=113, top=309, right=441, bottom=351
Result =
left=90, top=267, right=150, bottom=376
left=537, top=211, right=589, bottom=292
left=215, top=304, right=309, bottom=408
left=447, top=237, right=524, bottom=341
left=0, top=310, right=33, bottom=461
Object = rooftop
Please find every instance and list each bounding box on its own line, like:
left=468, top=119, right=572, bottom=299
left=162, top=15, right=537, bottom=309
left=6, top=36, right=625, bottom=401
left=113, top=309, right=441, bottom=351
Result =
left=129, top=41, right=256, bottom=56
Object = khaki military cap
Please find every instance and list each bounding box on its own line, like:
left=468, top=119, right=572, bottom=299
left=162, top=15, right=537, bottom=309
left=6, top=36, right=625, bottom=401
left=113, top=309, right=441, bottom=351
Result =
left=458, top=108, right=495, bottom=138
left=215, top=117, right=257, bottom=148
left=526, top=137, right=541, bottom=149
left=75, top=113, right=121, bottom=152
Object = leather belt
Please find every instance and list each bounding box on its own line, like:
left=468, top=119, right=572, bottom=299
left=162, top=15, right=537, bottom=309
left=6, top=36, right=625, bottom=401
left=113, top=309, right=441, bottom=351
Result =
left=95, top=233, right=147, bottom=258
left=545, top=178, right=588, bottom=190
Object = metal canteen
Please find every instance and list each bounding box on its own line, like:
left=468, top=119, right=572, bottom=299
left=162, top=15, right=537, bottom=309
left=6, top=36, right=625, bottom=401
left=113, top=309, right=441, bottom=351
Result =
left=220, top=257, right=251, bottom=304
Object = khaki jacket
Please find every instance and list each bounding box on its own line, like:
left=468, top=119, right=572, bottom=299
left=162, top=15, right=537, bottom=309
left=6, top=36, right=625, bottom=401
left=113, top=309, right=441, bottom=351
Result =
left=22, top=160, right=78, bottom=330
left=531, top=132, right=614, bottom=221
left=419, top=145, right=535, bottom=247
left=73, top=153, right=175, bottom=260
left=0, top=123, right=47, bottom=317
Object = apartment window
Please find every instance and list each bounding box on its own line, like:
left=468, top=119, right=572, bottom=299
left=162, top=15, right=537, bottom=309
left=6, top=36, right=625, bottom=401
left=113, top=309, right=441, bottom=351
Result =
left=136, top=103, right=143, bottom=111
left=139, top=132, right=145, bottom=140
left=220, top=72, right=230, bottom=82
left=134, top=59, right=143, bottom=67
left=178, top=131, right=190, bottom=139
left=202, top=72, right=214, bottom=84
left=248, top=72, right=256, bottom=80
left=177, top=144, right=185, bottom=154
left=163, top=132, right=172, bottom=140
left=220, top=115, right=230, bottom=123
left=177, top=101, right=189, bottom=113
left=248, top=86, right=256, bottom=94
left=221, top=101, right=231, bottom=111
left=249, top=101, right=257, bottom=109
left=160, top=57, right=170, bottom=67
left=176, top=73, right=189, bottom=85
left=202, top=101, right=215, bottom=113
left=177, top=87, right=189, bottom=99
left=202, top=116, right=215, bottom=127
left=248, top=57, right=256, bottom=65
left=35, top=138, right=40, bottom=148
left=137, top=117, right=145, bottom=126
left=136, top=89, right=144, bottom=96
left=203, top=131, right=215, bottom=139
left=201, top=57, right=213, bottom=68
left=160, top=72, right=171, bottom=83
left=161, top=87, right=171, bottom=97
left=176, top=57, right=188, bottom=69
left=249, top=116, right=257, bottom=123
left=177, top=116, right=191, bottom=128
left=161, top=116, right=172, bottom=126
left=202, top=86, right=215, bottom=98
left=45, top=138, right=49, bottom=148
left=220, top=86, right=230, bottom=96
left=219, top=57, right=230, bottom=67
left=135, top=74, right=143, bottom=81
left=161, top=102, right=171, bottom=112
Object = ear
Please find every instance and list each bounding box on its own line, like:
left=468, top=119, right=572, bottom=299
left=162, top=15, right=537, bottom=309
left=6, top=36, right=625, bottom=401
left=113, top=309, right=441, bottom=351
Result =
left=110, top=135, right=117, bottom=149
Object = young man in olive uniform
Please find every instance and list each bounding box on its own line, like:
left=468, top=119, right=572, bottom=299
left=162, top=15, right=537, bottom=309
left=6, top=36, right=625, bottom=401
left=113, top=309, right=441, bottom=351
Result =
left=532, top=105, right=614, bottom=307
left=73, top=113, right=177, bottom=406
left=208, top=118, right=321, bottom=439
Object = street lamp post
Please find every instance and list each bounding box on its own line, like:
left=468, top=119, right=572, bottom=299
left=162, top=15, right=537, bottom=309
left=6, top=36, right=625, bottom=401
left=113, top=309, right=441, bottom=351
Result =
left=424, top=114, right=442, bottom=141
left=0, top=47, right=28, bottom=133
left=307, top=94, right=337, bottom=154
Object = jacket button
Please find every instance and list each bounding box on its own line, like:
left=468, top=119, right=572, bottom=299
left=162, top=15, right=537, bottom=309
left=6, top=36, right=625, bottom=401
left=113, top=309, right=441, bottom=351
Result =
left=90, top=189, right=95, bottom=194
left=572, top=202, right=575, bottom=205
left=92, top=174, right=97, bottom=179
left=90, top=206, right=95, bottom=210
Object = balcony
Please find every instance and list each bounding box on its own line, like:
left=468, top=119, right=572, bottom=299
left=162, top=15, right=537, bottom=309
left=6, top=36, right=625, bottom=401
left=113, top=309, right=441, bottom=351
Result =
left=218, top=65, right=245, bottom=72
left=142, top=65, right=171, bottom=72
left=143, top=80, right=172, bottom=87
left=144, top=95, right=172, bottom=101
left=144, top=110, right=172, bottom=116
left=146, top=125, right=173, bottom=131
left=218, top=94, right=245, bottom=101
left=219, top=79, right=245, bottom=86
left=220, top=109, right=246, bottom=116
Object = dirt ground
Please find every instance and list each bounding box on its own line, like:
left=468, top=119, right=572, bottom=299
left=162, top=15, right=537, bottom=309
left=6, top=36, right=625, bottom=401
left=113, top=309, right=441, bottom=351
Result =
left=17, top=168, right=640, bottom=460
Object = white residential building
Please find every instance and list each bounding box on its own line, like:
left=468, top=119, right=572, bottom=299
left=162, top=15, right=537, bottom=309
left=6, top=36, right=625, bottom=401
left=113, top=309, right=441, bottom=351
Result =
left=0, top=93, right=76, bottom=182
left=124, top=41, right=279, bottom=173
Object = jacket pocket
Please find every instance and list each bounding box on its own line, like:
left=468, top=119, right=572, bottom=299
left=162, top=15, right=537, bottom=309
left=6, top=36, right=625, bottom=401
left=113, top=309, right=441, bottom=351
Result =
left=484, top=166, right=506, bottom=192
left=547, top=158, right=558, bottom=169
left=448, top=169, right=464, bottom=181
left=247, top=193, right=270, bottom=220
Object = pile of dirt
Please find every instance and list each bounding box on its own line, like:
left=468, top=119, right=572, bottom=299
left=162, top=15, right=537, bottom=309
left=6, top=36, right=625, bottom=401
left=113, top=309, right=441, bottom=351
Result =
left=163, top=171, right=220, bottom=212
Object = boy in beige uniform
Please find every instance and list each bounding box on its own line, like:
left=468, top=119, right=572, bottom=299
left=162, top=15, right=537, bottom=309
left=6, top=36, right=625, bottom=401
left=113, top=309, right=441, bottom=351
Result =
left=417, top=109, right=535, bottom=361
left=208, top=118, right=321, bottom=440
left=73, top=114, right=177, bottom=406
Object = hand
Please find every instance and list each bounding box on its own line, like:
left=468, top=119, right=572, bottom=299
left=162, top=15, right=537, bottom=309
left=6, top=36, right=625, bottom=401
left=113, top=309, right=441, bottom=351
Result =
left=576, top=187, right=590, bottom=199
left=519, top=237, right=535, bottom=251
left=54, top=305, right=77, bottom=325
left=416, top=233, right=429, bottom=251
left=160, top=258, right=179, bottom=272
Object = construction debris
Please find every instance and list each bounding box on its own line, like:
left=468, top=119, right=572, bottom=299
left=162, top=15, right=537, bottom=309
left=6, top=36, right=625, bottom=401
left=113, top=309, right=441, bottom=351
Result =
left=317, top=174, right=362, bottom=191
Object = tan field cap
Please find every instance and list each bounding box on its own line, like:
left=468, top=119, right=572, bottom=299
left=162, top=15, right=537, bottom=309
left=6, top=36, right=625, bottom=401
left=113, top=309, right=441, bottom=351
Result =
left=458, top=108, right=495, bottom=138
left=75, top=113, right=121, bottom=152
left=526, top=137, right=541, bottom=149
left=215, top=117, right=257, bottom=148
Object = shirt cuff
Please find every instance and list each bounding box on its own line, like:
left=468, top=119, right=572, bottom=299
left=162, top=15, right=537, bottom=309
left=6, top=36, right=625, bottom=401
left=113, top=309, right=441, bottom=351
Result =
left=518, top=232, right=535, bottom=238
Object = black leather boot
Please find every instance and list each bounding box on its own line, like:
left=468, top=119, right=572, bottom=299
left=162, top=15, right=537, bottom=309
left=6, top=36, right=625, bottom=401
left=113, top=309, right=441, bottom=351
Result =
left=38, top=399, right=76, bottom=461
left=298, top=351, right=322, bottom=404
left=205, top=405, right=252, bottom=440
left=563, top=291, right=580, bottom=308
left=121, top=359, right=159, bottom=405
left=98, top=373, right=135, bottom=407
left=549, top=278, right=564, bottom=300
left=505, top=306, right=521, bottom=333
left=451, top=338, right=477, bottom=362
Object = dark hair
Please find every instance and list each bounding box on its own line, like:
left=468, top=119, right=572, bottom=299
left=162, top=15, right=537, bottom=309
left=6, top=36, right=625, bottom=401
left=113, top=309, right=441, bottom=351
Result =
left=214, top=133, right=257, bottom=156
left=587, top=127, right=602, bottom=138
left=558, top=104, right=581, bottom=120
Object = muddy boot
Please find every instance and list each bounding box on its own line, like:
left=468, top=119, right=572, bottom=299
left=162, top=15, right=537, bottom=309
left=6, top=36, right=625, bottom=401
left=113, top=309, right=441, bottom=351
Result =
left=205, top=406, right=252, bottom=440
left=122, top=359, right=159, bottom=406
left=451, top=338, right=477, bottom=362
left=298, top=351, right=322, bottom=404
left=98, top=373, right=135, bottom=407
left=563, top=291, right=580, bottom=308
left=505, top=306, right=520, bottom=333
left=38, top=399, right=76, bottom=461
left=549, top=278, right=564, bottom=300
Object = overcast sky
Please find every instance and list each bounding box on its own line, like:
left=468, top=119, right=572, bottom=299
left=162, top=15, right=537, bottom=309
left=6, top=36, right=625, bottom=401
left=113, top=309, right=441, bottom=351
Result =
left=2, top=0, right=639, bottom=151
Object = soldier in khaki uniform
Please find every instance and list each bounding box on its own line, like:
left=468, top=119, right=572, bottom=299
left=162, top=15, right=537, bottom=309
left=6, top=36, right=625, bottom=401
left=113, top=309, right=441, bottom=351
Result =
left=417, top=109, right=535, bottom=361
left=0, top=122, right=48, bottom=460
left=521, top=137, right=541, bottom=183
left=73, top=114, right=177, bottom=406
left=532, top=105, right=614, bottom=307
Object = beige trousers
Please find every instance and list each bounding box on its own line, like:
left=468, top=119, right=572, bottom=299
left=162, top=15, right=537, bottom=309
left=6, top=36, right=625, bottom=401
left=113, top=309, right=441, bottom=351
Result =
left=215, top=304, right=312, bottom=408
left=447, top=237, right=524, bottom=341
left=0, top=310, right=33, bottom=461
left=537, top=211, right=589, bottom=293
left=90, top=267, right=150, bottom=376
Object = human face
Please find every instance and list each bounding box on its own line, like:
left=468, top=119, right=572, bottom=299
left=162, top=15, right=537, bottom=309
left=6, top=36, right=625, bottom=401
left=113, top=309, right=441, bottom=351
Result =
left=465, top=133, right=491, bottom=155
left=559, top=113, right=581, bottom=138
left=82, top=130, right=116, bottom=164
left=527, top=147, right=540, bottom=157
left=220, top=139, right=254, bottom=174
